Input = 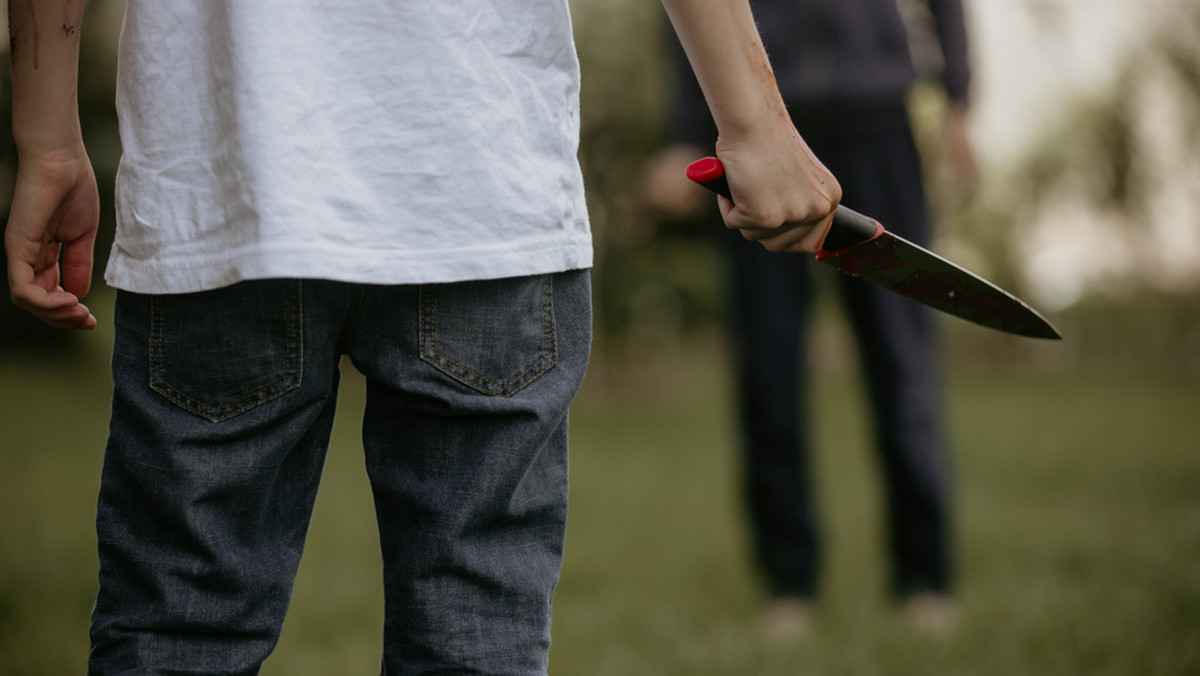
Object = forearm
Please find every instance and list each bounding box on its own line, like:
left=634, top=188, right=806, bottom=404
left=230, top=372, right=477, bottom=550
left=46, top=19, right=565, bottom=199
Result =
left=927, top=0, right=970, bottom=104
left=658, top=0, right=840, bottom=254
left=658, top=0, right=789, bottom=144
left=8, top=0, right=88, bottom=157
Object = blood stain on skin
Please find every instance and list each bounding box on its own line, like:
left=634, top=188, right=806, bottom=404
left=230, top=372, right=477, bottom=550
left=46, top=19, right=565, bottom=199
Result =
left=25, top=0, right=42, bottom=69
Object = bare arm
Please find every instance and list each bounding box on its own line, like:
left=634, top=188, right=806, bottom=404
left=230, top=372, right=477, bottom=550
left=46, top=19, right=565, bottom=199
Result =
left=658, top=0, right=840, bottom=253
left=5, top=0, right=100, bottom=329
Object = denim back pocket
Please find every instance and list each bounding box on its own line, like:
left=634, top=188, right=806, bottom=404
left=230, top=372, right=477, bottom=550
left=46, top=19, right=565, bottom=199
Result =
left=149, top=280, right=304, bottom=422
left=419, top=275, right=557, bottom=397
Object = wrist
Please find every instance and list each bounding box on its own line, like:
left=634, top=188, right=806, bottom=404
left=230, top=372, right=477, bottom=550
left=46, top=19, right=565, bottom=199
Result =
left=12, top=117, right=86, bottom=161
left=713, top=103, right=797, bottom=158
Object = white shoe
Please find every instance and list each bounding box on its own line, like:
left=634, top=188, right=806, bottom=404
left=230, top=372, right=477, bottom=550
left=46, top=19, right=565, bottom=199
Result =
left=759, top=597, right=814, bottom=642
left=900, top=592, right=960, bottom=635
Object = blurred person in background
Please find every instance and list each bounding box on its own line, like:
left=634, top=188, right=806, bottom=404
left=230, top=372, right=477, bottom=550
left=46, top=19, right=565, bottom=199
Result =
left=648, top=0, right=976, bottom=638
left=6, top=0, right=839, bottom=672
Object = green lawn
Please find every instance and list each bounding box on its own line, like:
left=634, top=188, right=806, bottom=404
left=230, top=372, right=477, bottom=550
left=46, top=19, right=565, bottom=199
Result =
left=1, top=317, right=1197, bottom=675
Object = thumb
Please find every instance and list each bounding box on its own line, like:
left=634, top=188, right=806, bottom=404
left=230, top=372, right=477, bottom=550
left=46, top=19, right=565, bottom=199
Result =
left=59, top=235, right=96, bottom=299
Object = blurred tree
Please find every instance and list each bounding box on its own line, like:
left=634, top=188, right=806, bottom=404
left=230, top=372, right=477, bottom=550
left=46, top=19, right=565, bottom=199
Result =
left=570, top=0, right=709, bottom=346
left=938, top=2, right=1200, bottom=308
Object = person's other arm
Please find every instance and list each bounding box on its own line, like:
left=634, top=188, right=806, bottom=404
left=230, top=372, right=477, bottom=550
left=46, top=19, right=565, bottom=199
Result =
left=659, top=0, right=841, bottom=254
left=928, top=0, right=977, bottom=189
left=5, top=0, right=100, bottom=329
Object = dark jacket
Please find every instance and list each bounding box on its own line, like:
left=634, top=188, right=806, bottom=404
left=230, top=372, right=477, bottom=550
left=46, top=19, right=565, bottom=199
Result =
left=674, top=0, right=970, bottom=143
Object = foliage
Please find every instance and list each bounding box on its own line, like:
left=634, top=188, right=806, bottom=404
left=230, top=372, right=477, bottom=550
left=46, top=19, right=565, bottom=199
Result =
left=941, top=4, right=1200, bottom=308
left=570, top=0, right=703, bottom=340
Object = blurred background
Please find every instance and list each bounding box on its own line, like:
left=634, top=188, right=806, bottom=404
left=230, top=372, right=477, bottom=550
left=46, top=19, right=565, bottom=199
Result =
left=2, top=0, right=1198, bottom=674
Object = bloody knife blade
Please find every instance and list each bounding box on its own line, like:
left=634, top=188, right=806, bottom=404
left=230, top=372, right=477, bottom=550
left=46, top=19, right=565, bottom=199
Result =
left=686, top=157, right=1061, bottom=340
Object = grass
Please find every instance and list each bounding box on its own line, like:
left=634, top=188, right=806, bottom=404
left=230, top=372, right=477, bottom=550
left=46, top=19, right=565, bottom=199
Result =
left=1, top=302, right=1198, bottom=675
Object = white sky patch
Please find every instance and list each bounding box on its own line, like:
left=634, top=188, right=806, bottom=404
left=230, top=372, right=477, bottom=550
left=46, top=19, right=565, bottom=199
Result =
left=1018, top=197, right=1136, bottom=310
left=968, top=0, right=1188, bottom=167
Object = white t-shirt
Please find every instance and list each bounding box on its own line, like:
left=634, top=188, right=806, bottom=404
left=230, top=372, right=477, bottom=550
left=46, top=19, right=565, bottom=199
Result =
left=105, top=1, right=592, bottom=294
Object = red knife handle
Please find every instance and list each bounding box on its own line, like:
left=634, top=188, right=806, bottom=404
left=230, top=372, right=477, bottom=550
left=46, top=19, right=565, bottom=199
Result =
left=685, top=156, right=883, bottom=257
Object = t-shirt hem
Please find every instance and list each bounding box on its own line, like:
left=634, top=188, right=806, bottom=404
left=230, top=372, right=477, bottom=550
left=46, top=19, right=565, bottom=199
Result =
left=104, top=238, right=594, bottom=294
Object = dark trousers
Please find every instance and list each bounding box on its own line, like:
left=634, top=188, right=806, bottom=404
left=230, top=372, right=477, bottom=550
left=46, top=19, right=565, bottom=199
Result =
left=722, top=100, right=951, bottom=599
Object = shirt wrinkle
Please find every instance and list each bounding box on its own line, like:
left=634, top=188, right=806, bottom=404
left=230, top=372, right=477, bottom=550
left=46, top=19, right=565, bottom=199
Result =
left=106, top=0, right=592, bottom=295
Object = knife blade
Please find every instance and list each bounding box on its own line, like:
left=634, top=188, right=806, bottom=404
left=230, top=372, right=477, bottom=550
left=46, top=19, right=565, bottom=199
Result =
left=685, top=157, right=1061, bottom=340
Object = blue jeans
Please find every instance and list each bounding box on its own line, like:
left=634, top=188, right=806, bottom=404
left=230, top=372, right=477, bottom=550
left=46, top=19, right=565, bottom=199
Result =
left=89, top=271, right=592, bottom=675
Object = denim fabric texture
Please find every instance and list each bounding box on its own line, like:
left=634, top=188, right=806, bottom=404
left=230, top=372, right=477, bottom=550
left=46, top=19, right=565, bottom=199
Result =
left=89, top=271, right=591, bottom=675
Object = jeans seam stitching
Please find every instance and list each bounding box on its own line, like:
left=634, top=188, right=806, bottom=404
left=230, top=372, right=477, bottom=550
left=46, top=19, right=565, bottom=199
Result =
left=420, top=276, right=558, bottom=395
left=149, top=282, right=304, bottom=420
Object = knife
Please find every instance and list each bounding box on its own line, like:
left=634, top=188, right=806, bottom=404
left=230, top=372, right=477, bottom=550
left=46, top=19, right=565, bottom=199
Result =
left=686, top=157, right=1061, bottom=340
